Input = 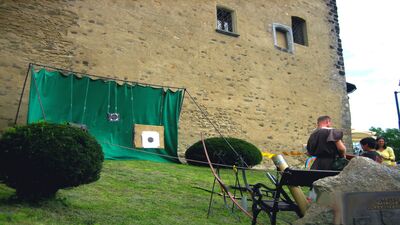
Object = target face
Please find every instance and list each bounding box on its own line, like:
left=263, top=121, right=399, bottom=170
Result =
left=107, top=113, right=120, bottom=122
left=141, top=131, right=160, bottom=148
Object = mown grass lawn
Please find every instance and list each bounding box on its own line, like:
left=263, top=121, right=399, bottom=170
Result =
left=0, top=160, right=299, bottom=225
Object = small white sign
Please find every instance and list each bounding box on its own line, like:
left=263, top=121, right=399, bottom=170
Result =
left=141, top=131, right=160, bottom=148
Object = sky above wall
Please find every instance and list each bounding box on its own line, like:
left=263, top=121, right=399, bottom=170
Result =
left=336, top=0, right=400, bottom=131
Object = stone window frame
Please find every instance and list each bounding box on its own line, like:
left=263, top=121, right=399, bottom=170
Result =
left=272, top=23, right=294, bottom=54
left=291, top=16, right=308, bottom=46
left=215, top=6, right=240, bottom=37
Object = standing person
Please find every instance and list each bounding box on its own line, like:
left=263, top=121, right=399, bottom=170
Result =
left=376, top=137, right=396, bottom=166
left=359, top=137, right=382, bottom=163
left=306, top=115, right=346, bottom=170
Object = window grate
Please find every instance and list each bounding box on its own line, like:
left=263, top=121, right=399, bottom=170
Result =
left=292, top=17, right=307, bottom=46
left=217, top=8, right=233, bottom=32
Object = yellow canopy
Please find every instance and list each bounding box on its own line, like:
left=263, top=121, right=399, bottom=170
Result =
left=352, top=129, right=376, bottom=142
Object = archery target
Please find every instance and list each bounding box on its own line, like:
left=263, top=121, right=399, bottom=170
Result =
left=141, top=131, right=160, bottom=148
left=133, top=124, right=165, bottom=149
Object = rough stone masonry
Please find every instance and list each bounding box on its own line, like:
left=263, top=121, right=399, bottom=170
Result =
left=0, top=0, right=351, bottom=161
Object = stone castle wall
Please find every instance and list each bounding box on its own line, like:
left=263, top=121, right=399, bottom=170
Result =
left=0, top=0, right=351, bottom=159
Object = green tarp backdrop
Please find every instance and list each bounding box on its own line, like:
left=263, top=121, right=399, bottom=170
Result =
left=28, top=68, right=184, bottom=163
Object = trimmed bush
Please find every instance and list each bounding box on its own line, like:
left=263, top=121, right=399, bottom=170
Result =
left=185, top=137, right=262, bottom=167
left=0, top=122, right=104, bottom=200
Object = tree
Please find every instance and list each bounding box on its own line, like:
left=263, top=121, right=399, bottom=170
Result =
left=369, top=127, right=400, bottom=162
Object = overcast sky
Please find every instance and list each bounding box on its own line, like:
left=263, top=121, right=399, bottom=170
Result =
left=336, top=0, right=400, bottom=131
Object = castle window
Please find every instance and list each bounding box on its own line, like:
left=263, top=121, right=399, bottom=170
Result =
left=216, top=6, right=239, bottom=37
left=272, top=23, right=294, bottom=53
left=292, top=16, right=308, bottom=46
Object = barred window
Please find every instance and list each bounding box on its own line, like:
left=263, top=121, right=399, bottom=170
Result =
left=217, top=8, right=232, bottom=32
left=292, top=16, right=308, bottom=46
left=216, top=6, right=239, bottom=37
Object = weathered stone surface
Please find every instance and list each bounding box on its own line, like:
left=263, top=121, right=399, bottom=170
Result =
left=0, top=0, right=351, bottom=167
left=294, top=204, right=336, bottom=225
left=294, top=157, right=400, bottom=225
left=315, top=157, right=400, bottom=193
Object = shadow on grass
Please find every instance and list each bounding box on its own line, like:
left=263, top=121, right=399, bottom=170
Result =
left=0, top=184, right=70, bottom=208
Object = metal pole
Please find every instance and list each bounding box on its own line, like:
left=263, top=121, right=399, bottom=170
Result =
left=31, top=63, right=185, bottom=90
left=395, top=91, right=400, bottom=129
left=14, top=63, right=32, bottom=124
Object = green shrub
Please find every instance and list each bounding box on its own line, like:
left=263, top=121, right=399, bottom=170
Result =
left=185, top=137, right=262, bottom=167
left=0, top=122, right=104, bottom=200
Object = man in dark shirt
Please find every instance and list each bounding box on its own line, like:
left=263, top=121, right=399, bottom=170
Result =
left=306, top=116, right=346, bottom=170
left=360, top=137, right=382, bottom=163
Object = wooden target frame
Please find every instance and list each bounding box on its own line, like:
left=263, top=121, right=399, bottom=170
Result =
left=133, top=124, right=165, bottom=149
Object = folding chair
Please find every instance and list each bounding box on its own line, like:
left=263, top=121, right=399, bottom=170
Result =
left=250, top=168, right=340, bottom=225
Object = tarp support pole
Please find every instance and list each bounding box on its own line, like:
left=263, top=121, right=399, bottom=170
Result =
left=14, top=63, right=32, bottom=124
left=395, top=91, right=400, bottom=129
left=30, top=63, right=185, bottom=90
left=32, top=68, right=47, bottom=121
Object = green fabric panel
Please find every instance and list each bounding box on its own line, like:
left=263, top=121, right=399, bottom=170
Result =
left=163, top=89, right=183, bottom=160
left=27, top=67, right=41, bottom=122
left=27, top=68, right=183, bottom=163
